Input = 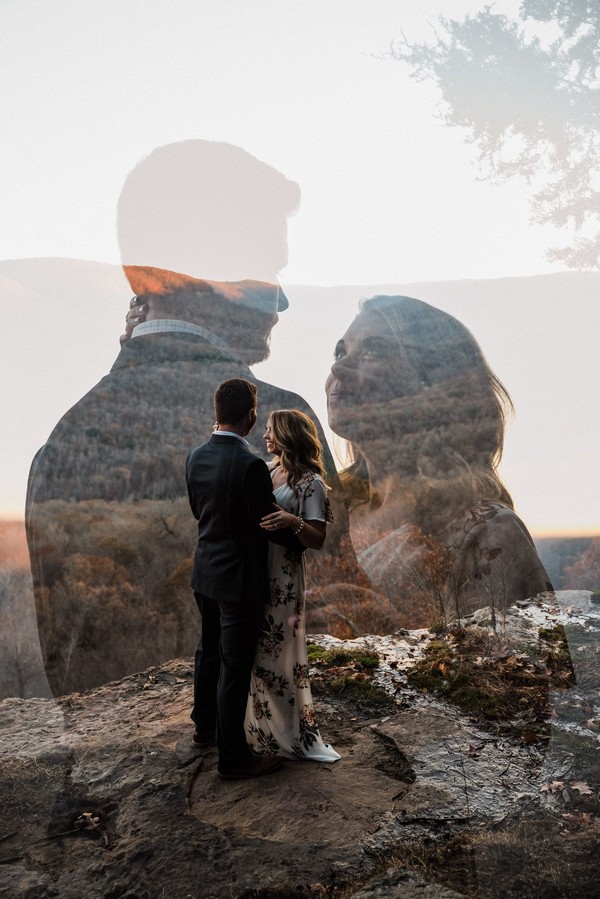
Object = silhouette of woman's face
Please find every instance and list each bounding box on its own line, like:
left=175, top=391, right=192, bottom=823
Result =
left=326, top=310, right=422, bottom=439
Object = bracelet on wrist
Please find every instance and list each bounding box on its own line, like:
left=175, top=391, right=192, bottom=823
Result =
left=293, top=516, right=304, bottom=535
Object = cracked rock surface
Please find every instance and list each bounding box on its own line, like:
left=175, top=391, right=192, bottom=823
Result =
left=1, top=593, right=598, bottom=898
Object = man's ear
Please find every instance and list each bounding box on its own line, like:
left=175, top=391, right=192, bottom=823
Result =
left=247, top=407, right=257, bottom=432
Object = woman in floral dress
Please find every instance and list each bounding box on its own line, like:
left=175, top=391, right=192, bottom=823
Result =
left=245, top=409, right=340, bottom=762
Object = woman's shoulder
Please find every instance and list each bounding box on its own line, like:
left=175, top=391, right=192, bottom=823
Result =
left=296, top=471, right=333, bottom=522
left=446, top=501, right=535, bottom=549
left=296, top=471, right=325, bottom=492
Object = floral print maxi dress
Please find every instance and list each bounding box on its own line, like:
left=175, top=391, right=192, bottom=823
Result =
left=245, top=472, right=340, bottom=762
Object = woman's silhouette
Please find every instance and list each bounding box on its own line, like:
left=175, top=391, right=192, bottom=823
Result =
left=326, top=295, right=552, bottom=628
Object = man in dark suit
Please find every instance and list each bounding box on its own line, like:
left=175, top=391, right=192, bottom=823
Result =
left=186, top=378, right=298, bottom=778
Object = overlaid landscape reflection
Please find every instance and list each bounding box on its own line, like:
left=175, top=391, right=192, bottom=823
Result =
left=326, top=295, right=553, bottom=628
left=25, top=140, right=355, bottom=696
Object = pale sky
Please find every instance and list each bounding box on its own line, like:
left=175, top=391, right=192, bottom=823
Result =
left=2, top=0, right=598, bottom=535
left=2, top=0, right=553, bottom=285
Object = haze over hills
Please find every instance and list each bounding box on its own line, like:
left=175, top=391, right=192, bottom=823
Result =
left=2, top=258, right=599, bottom=534
left=2, top=519, right=595, bottom=594
left=0, top=521, right=29, bottom=570
left=2, top=258, right=600, bottom=699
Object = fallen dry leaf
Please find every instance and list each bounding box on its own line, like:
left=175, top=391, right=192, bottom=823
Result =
left=505, top=656, right=520, bottom=667
left=75, top=812, right=101, bottom=831
left=540, top=781, right=565, bottom=794
left=571, top=781, right=593, bottom=796
left=562, top=811, right=592, bottom=826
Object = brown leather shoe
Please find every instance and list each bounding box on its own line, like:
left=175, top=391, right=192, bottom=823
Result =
left=192, top=730, right=216, bottom=750
left=217, top=755, right=283, bottom=780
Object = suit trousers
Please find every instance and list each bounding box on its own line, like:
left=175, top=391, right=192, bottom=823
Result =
left=192, top=589, right=263, bottom=767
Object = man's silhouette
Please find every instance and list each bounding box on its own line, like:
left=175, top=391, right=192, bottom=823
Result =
left=26, top=140, right=365, bottom=696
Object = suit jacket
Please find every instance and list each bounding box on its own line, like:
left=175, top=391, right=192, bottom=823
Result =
left=187, top=432, right=289, bottom=602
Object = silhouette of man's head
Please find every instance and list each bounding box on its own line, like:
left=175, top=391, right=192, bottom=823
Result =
left=118, top=140, right=299, bottom=285
left=117, top=140, right=300, bottom=363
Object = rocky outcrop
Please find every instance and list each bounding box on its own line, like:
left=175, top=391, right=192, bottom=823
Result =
left=1, top=592, right=598, bottom=898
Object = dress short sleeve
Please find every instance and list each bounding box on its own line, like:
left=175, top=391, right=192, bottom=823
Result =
left=297, top=474, right=333, bottom=524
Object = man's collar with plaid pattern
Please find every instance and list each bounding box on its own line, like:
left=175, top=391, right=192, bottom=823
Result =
left=130, top=319, right=228, bottom=349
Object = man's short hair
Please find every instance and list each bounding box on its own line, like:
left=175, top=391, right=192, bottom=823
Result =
left=215, top=379, right=258, bottom=425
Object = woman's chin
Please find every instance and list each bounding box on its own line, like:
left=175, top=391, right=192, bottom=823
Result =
left=327, top=414, right=356, bottom=443
left=328, top=404, right=377, bottom=442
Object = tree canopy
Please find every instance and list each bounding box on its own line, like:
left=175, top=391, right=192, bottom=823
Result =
left=392, top=1, right=600, bottom=268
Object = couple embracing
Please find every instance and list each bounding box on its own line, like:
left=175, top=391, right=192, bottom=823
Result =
left=186, top=377, right=340, bottom=779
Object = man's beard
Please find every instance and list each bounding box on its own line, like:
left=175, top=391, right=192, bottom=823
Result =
left=226, top=309, right=276, bottom=365
left=238, top=330, right=272, bottom=365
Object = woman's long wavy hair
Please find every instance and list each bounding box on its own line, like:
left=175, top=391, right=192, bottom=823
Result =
left=339, top=295, right=514, bottom=534
left=268, top=409, right=327, bottom=490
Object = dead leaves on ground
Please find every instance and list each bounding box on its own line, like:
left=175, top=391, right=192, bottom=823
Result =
left=540, top=779, right=595, bottom=798
left=408, top=628, right=573, bottom=741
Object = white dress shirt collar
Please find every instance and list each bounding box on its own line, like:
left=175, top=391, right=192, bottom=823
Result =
left=213, top=430, right=250, bottom=446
